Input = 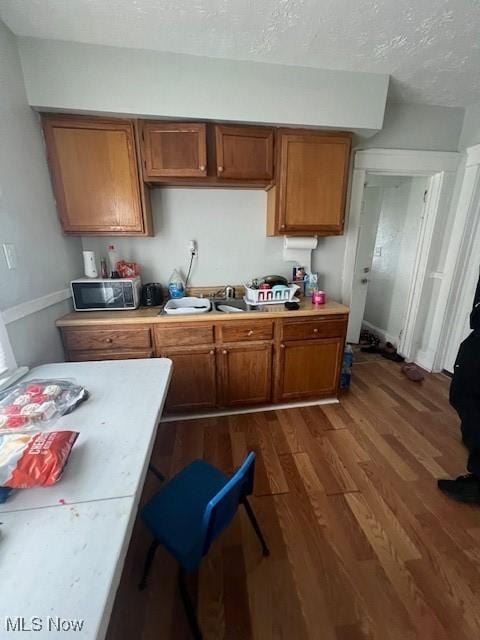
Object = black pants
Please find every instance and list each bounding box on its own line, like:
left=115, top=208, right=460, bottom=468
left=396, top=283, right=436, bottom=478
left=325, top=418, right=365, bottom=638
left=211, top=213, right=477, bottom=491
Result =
left=459, top=415, right=480, bottom=476
left=450, top=331, right=480, bottom=477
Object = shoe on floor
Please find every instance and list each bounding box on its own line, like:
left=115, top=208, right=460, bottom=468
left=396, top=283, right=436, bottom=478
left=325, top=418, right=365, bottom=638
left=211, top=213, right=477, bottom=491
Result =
left=437, top=474, right=480, bottom=502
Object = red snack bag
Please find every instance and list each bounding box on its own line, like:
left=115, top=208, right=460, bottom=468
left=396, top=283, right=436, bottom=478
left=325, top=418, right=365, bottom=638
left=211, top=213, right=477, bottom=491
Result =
left=0, top=431, right=79, bottom=489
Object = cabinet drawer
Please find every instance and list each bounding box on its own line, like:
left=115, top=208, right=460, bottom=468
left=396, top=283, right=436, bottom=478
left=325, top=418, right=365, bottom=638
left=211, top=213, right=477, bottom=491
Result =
left=63, top=327, right=152, bottom=351
left=220, top=320, right=274, bottom=343
left=281, top=318, right=347, bottom=341
left=154, top=324, right=214, bottom=348
left=68, top=349, right=153, bottom=362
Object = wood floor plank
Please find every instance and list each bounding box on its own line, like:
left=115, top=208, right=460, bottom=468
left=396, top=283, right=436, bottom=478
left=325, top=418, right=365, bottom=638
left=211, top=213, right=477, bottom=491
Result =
left=108, top=361, right=480, bottom=640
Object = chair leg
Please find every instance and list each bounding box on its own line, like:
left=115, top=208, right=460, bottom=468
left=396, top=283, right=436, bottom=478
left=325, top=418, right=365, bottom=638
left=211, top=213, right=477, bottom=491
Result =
left=242, top=497, right=270, bottom=557
left=138, top=539, right=160, bottom=591
left=148, top=463, right=165, bottom=482
left=178, top=567, right=203, bottom=640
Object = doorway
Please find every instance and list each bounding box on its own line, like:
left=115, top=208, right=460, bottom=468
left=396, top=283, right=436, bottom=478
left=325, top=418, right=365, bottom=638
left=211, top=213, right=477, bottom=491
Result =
left=349, top=174, right=428, bottom=352
left=342, top=148, right=459, bottom=370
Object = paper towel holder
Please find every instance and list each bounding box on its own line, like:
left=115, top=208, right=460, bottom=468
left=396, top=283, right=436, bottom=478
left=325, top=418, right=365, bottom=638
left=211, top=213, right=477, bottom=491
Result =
left=282, top=236, right=318, bottom=273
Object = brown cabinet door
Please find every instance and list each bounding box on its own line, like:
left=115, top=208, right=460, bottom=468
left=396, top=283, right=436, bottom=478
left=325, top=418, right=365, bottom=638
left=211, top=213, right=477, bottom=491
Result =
left=159, top=347, right=217, bottom=413
left=214, top=125, right=274, bottom=180
left=219, top=344, right=272, bottom=407
left=42, top=115, right=149, bottom=235
left=276, top=338, right=343, bottom=401
left=271, top=129, right=351, bottom=236
left=140, top=121, right=207, bottom=178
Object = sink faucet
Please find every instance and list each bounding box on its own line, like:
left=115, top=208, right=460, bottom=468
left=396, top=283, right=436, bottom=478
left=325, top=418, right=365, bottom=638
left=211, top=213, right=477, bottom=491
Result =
left=224, top=285, right=236, bottom=300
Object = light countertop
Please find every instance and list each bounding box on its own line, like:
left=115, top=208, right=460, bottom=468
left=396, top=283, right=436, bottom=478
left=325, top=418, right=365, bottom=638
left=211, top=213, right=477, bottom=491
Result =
left=56, top=299, right=349, bottom=327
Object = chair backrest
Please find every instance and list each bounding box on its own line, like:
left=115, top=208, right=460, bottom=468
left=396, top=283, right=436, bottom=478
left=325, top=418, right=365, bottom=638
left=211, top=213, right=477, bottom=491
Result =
left=201, top=452, right=255, bottom=557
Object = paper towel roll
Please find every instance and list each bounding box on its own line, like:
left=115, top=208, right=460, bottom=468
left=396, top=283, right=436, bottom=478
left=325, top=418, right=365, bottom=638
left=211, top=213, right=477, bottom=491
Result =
left=283, top=236, right=318, bottom=273
left=284, top=237, right=318, bottom=251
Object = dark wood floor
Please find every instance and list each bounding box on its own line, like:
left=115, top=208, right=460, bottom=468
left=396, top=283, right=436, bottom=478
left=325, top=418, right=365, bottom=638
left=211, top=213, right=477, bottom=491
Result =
left=107, top=360, right=480, bottom=640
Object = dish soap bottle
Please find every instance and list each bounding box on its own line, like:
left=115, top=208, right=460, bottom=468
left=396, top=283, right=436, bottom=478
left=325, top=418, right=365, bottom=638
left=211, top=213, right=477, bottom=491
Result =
left=168, top=269, right=185, bottom=298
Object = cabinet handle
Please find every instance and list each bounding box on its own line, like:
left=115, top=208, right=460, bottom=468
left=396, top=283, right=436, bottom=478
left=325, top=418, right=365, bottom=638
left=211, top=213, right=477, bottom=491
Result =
left=209, top=349, right=214, bottom=355
left=218, top=166, right=224, bottom=173
left=313, top=328, right=319, bottom=334
left=105, top=337, right=113, bottom=343
left=280, top=343, right=285, bottom=349
left=247, top=330, right=254, bottom=336
left=199, top=164, right=206, bottom=171
left=222, top=349, right=228, bottom=355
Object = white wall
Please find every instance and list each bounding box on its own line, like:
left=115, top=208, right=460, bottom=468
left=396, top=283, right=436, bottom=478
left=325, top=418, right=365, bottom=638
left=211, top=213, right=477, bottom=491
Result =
left=459, top=102, right=480, bottom=150
left=356, top=103, right=465, bottom=152
left=363, top=177, right=426, bottom=343
left=16, top=37, right=388, bottom=134
left=81, top=188, right=346, bottom=300
left=0, top=22, right=82, bottom=366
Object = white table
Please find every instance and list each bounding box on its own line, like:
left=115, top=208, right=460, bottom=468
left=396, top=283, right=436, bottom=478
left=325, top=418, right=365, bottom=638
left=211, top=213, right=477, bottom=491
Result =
left=0, top=359, right=172, bottom=512
left=0, top=358, right=172, bottom=639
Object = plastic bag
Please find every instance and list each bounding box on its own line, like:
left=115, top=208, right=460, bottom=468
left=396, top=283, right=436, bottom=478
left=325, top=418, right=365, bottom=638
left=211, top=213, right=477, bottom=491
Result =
left=0, top=430, right=79, bottom=488
left=0, top=379, right=88, bottom=432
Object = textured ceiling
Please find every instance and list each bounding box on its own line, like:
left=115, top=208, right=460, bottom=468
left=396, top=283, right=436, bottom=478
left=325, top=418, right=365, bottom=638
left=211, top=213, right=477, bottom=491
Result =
left=1, top=0, right=479, bottom=107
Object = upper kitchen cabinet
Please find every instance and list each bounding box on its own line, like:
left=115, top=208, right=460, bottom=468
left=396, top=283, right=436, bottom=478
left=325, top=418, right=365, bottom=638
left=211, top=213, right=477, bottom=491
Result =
left=139, top=121, right=207, bottom=180
left=42, top=115, right=152, bottom=236
left=214, top=124, right=274, bottom=181
left=267, top=129, right=352, bottom=236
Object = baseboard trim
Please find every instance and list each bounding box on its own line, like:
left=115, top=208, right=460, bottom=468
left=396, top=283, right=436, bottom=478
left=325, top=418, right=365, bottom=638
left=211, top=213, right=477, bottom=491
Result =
left=2, top=289, right=71, bottom=325
left=161, top=396, right=339, bottom=423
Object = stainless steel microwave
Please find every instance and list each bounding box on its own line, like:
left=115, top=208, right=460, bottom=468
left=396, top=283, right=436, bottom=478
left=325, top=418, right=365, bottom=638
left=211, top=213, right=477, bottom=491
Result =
left=70, top=277, right=142, bottom=311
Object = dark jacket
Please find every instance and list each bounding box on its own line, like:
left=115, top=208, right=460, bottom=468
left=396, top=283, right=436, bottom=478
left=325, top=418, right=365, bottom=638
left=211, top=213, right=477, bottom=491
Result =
left=450, top=273, right=480, bottom=414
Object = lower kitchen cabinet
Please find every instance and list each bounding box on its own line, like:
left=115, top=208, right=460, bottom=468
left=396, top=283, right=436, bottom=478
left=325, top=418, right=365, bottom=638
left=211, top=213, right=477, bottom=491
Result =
left=58, top=311, right=348, bottom=413
left=159, top=347, right=217, bottom=413
left=219, top=343, right=272, bottom=407
left=276, top=337, right=343, bottom=401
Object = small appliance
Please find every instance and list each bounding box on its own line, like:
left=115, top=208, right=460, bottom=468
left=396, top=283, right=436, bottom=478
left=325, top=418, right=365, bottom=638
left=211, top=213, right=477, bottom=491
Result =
left=71, top=277, right=141, bottom=311
left=141, top=283, right=164, bottom=307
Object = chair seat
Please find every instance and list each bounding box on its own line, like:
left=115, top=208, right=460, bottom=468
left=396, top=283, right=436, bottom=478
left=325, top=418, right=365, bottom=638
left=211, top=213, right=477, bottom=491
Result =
left=141, top=459, right=229, bottom=570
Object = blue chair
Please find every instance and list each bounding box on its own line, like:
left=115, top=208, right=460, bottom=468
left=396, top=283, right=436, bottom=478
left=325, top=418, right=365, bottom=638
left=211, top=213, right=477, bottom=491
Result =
left=139, top=452, right=270, bottom=639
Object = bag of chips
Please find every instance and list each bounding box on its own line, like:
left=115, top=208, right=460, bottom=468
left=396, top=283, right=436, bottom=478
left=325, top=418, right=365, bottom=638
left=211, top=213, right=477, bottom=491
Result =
left=0, top=430, right=79, bottom=489
left=0, top=379, right=88, bottom=432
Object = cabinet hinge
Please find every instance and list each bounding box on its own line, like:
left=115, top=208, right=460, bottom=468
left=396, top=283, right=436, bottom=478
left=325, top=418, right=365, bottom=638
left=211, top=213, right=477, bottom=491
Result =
left=423, top=189, right=428, bottom=203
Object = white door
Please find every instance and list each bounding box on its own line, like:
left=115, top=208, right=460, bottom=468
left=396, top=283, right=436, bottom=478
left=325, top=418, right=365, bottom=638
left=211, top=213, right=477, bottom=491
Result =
left=347, top=186, right=384, bottom=343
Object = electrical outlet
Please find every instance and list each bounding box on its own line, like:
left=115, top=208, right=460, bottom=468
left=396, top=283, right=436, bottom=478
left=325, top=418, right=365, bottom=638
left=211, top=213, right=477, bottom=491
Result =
left=2, top=243, right=17, bottom=270
left=374, top=246, right=382, bottom=257
left=188, top=240, right=197, bottom=255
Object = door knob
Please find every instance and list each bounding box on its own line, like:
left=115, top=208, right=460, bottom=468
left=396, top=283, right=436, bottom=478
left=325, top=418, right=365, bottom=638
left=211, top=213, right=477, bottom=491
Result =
left=361, top=278, right=369, bottom=284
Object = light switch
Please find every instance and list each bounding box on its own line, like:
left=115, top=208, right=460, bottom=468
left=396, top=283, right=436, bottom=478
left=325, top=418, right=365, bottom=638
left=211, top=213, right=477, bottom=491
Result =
left=2, top=243, right=17, bottom=270
left=374, top=246, right=382, bottom=257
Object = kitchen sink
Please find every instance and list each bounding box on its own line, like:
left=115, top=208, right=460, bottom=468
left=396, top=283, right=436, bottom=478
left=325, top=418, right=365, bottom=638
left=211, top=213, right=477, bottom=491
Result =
left=213, top=298, right=249, bottom=313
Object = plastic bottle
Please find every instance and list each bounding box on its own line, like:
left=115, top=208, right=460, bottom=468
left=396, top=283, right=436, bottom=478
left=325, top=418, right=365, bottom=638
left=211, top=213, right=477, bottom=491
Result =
left=168, top=269, right=185, bottom=299
left=107, top=245, right=119, bottom=277
left=340, top=345, right=354, bottom=389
